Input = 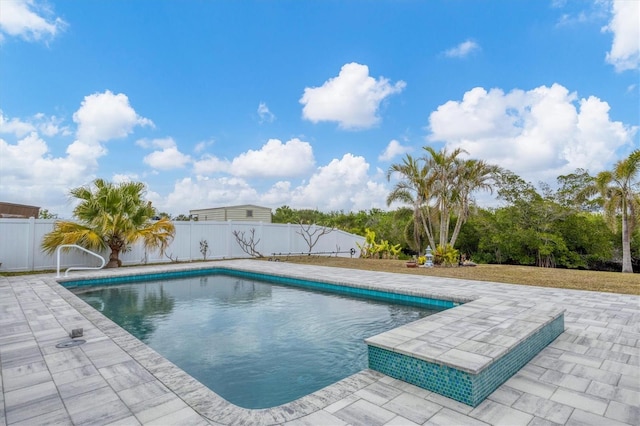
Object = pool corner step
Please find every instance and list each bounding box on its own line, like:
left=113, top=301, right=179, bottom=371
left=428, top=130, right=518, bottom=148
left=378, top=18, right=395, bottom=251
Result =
left=365, top=298, right=565, bottom=407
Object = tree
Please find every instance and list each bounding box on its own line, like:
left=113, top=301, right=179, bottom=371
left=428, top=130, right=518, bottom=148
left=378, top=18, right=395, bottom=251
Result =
left=448, top=158, right=502, bottom=248
left=423, top=146, right=467, bottom=249
left=387, top=148, right=501, bottom=254
left=580, top=150, right=640, bottom=273
left=39, top=209, right=58, bottom=219
left=556, top=169, right=598, bottom=211
left=41, top=179, right=175, bottom=268
left=386, top=154, right=434, bottom=251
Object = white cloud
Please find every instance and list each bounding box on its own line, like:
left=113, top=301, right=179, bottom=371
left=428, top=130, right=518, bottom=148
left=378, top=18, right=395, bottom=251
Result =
left=144, top=148, right=191, bottom=170
left=0, top=91, right=153, bottom=217
left=155, top=154, right=389, bottom=215
left=74, top=91, right=153, bottom=143
left=0, top=132, right=94, bottom=214
left=139, top=138, right=191, bottom=170
left=192, top=138, right=315, bottom=178
left=603, top=0, right=639, bottom=72
left=161, top=176, right=261, bottom=213
left=444, top=40, right=480, bottom=58
left=112, top=173, right=139, bottom=183
left=260, top=181, right=293, bottom=205
left=428, top=83, right=637, bottom=184
left=230, top=138, right=315, bottom=178
left=0, top=111, right=69, bottom=138
left=192, top=154, right=231, bottom=175
left=0, top=0, right=67, bottom=43
left=33, top=113, right=70, bottom=137
left=194, top=139, right=214, bottom=153
left=257, top=102, right=275, bottom=123
left=0, top=111, right=35, bottom=136
left=300, top=62, right=406, bottom=130
left=136, top=137, right=176, bottom=149
left=289, top=154, right=388, bottom=211
left=379, top=139, right=412, bottom=162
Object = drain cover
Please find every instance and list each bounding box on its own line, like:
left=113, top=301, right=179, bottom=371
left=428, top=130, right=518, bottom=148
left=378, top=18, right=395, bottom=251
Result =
left=56, top=339, right=86, bottom=348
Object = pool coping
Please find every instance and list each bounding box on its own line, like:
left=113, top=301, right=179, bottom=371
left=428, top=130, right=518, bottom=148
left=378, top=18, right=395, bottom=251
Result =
left=2, top=259, right=639, bottom=425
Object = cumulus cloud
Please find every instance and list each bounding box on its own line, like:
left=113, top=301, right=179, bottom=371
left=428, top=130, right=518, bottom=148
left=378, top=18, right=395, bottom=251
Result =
left=155, top=154, right=388, bottom=215
left=230, top=138, right=315, bottom=177
left=162, top=176, right=261, bottom=212
left=428, top=83, right=637, bottom=184
left=0, top=111, right=69, bottom=138
left=74, top=91, right=153, bottom=143
left=141, top=138, right=191, bottom=170
left=192, top=138, right=315, bottom=178
left=192, top=154, right=230, bottom=176
left=0, top=0, right=67, bottom=43
left=443, top=40, right=481, bottom=58
left=289, top=154, right=388, bottom=211
left=603, top=0, right=639, bottom=72
left=112, top=173, right=139, bottom=184
left=0, top=111, right=35, bottom=136
left=0, top=91, right=153, bottom=216
left=379, top=139, right=412, bottom=162
left=300, top=63, right=406, bottom=130
left=257, top=102, right=275, bottom=123
left=0, top=132, right=94, bottom=212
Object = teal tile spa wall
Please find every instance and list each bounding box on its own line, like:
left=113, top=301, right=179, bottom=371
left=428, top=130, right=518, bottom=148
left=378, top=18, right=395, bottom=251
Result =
left=368, top=314, right=564, bottom=406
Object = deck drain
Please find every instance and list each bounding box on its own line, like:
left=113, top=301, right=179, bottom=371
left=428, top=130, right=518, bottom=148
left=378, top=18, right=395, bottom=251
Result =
left=56, top=339, right=86, bottom=348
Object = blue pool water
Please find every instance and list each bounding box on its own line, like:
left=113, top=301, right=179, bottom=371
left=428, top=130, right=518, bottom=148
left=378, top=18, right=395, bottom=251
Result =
left=74, top=273, right=443, bottom=408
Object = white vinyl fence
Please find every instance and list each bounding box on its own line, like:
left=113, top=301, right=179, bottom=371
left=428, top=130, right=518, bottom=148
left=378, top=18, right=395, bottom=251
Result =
left=0, top=218, right=365, bottom=272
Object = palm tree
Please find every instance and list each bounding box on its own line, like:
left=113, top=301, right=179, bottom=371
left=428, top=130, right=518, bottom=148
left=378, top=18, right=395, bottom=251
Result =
left=581, top=150, right=639, bottom=273
left=387, top=147, right=502, bottom=256
left=386, top=154, right=435, bottom=251
left=423, top=146, right=467, bottom=248
left=42, top=179, right=175, bottom=268
left=449, top=159, right=502, bottom=247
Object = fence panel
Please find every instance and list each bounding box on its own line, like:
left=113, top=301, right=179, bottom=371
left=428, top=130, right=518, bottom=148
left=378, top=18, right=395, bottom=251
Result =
left=0, top=219, right=365, bottom=272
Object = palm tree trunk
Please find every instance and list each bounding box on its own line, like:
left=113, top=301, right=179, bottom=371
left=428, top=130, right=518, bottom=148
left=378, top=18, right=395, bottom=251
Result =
left=621, top=213, right=633, bottom=273
left=419, top=209, right=436, bottom=250
left=106, top=248, right=121, bottom=268
left=449, top=212, right=463, bottom=248
left=439, top=201, right=448, bottom=248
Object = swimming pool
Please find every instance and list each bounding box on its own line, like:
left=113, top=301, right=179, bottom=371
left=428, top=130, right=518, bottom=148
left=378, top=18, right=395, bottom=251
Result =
left=71, top=271, right=445, bottom=408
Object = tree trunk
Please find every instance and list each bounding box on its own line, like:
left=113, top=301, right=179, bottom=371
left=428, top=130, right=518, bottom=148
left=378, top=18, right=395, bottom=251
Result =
left=106, top=248, right=121, bottom=268
left=419, top=208, right=436, bottom=250
left=621, top=213, right=633, bottom=273
left=449, top=212, right=463, bottom=248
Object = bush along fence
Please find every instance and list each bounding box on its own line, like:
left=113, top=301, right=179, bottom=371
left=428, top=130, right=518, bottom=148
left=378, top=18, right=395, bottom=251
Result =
left=0, top=218, right=365, bottom=272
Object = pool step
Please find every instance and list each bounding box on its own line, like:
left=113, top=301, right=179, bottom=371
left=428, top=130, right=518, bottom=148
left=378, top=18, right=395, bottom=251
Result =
left=365, top=297, right=565, bottom=407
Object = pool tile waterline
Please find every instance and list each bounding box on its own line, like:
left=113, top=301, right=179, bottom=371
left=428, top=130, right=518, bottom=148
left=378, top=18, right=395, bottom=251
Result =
left=61, top=267, right=459, bottom=310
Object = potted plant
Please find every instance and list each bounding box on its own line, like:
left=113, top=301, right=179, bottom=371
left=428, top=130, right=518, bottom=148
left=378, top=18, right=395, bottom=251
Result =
left=406, top=256, right=418, bottom=268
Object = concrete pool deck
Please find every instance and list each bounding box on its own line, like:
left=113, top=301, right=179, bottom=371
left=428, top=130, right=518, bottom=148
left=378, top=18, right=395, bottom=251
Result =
left=0, top=260, right=638, bottom=425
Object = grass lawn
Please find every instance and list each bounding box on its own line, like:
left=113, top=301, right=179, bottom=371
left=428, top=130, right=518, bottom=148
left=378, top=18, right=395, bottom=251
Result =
left=269, top=256, right=640, bottom=296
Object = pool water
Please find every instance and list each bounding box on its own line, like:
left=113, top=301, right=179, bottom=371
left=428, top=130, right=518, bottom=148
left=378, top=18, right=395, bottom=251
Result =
left=75, top=274, right=441, bottom=408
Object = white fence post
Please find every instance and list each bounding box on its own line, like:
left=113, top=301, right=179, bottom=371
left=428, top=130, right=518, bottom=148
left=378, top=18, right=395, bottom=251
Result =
left=28, top=217, right=36, bottom=271
left=189, top=219, right=194, bottom=261
left=226, top=220, right=232, bottom=259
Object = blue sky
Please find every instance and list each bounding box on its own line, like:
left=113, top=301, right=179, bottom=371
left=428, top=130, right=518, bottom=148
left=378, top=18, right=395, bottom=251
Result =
left=1, top=0, right=638, bottom=218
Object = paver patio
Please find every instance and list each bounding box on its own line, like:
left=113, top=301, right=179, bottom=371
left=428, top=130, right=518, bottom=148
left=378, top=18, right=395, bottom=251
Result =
left=1, top=259, right=638, bottom=425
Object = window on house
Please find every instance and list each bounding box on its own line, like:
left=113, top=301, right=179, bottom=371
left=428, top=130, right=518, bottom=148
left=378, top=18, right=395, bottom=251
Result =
left=246, top=209, right=253, bottom=218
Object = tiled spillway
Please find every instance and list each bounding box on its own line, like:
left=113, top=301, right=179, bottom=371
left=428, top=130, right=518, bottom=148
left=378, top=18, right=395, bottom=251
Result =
left=366, top=296, right=565, bottom=407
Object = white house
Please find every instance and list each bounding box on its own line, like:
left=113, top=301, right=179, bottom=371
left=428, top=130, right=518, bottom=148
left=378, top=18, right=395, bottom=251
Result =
left=189, top=204, right=272, bottom=222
